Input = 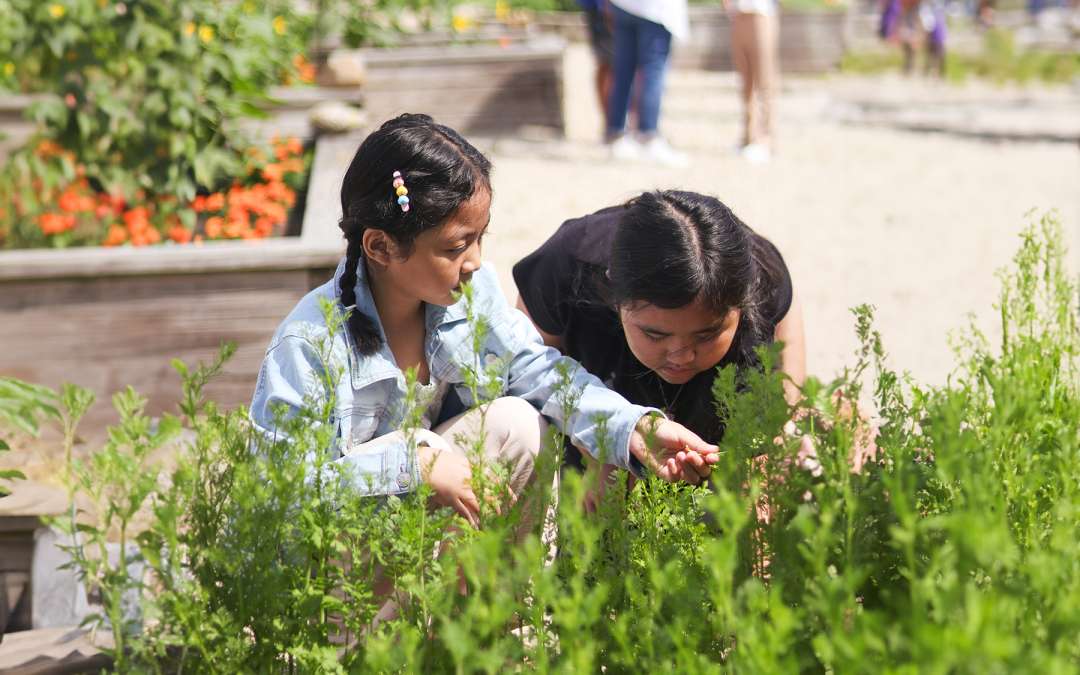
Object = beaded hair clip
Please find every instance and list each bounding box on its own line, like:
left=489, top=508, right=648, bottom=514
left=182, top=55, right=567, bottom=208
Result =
left=392, top=170, right=410, bottom=213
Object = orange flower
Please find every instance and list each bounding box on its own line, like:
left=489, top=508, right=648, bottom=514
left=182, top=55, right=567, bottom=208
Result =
left=274, top=136, right=303, bottom=160
left=58, top=189, right=95, bottom=213
left=103, top=225, right=128, bottom=246
left=292, top=54, right=316, bottom=83
left=123, top=207, right=151, bottom=233
left=169, top=225, right=193, bottom=244
left=204, top=193, right=225, bottom=212
left=38, top=212, right=76, bottom=235
left=35, top=140, right=64, bottom=158
left=223, top=216, right=250, bottom=239
left=192, top=195, right=207, bottom=212
left=261, top=163, right=285, bottom=183
left=254, top=216, right=275, bottom=237
left=204, top=216, right=224, bottom=239
left=227, top=204, right=248, bottom=225
left=263, top=202, right=287, bottom=225
left=280, top=157, right=305, bottom=174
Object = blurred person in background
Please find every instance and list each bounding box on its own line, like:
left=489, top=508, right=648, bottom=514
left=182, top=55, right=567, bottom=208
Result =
left=881, top=0, right=948, bottom=76
left=606, top=0, right=690, bottom=167
left=726, top=0, right=780, bottom=163
left=579, top=0, right=616, bottom=121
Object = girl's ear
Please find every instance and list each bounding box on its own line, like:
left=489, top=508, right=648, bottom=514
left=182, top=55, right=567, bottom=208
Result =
left=362, top=229, right=395, bottom=267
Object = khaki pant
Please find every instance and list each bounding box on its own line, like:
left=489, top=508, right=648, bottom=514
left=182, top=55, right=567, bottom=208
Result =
left=331, top=396, right=549, bottom=645
left=731, top=12, right=779, bottom=146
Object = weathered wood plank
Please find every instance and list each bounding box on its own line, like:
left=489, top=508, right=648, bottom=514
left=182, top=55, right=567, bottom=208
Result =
left=0, top=269, right=334, bottom=436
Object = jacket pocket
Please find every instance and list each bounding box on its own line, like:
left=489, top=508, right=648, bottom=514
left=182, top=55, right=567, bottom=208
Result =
left=338, top=405, right=383, bottom=452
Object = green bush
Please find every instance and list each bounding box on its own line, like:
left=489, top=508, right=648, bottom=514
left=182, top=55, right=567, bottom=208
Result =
left=0, top=1, right=315, bottom=249
left=57, top=212, right=1078, bottom=671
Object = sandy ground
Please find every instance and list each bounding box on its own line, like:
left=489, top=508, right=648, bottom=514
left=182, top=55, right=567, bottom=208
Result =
left=477, top=66, right=1080, bottom=390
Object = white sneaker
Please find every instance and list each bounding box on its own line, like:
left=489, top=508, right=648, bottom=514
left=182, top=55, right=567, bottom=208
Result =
left=640, top=136, right=689, bottom=168
left=610, top=134, right=642, bottom=161
left=741, top=142, right=771, bottom=164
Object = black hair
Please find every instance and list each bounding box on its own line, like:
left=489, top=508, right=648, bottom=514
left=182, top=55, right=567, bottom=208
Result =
left=337, top=114, right=492, bottom=355
left=606, top=190, right=784, bottom=368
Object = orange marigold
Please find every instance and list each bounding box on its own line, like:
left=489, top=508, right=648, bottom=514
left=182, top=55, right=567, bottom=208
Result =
left=103, top=225, right=128, bottom=246
left=38, top=212, right=76, bottom=235
left=123, top=207, right=151, bottom=233
left=168, top=225, right=193, bottom=244
left=204, top=216, right=224, bottom=239
left=204, top=192, right=225, bottom=212
left=261, top=163, right=285, bottom=183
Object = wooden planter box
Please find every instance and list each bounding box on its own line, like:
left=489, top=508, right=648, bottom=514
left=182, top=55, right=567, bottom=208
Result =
left=681, top=7, right=850, bottom=74
left=335, top=34, right=567, bottom=134
left=0, top=132, right=363, bottom=440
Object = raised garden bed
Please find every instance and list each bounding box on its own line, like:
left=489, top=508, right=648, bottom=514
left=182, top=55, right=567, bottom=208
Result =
left=329, top=34, right=567, bottom=134
left=0, top=132, right=363, bottom=440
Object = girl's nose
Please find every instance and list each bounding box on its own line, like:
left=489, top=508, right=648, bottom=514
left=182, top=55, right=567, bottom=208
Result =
left=666, top=340, right=696, bottom=364
left=461, top=240, right=482, bottom=274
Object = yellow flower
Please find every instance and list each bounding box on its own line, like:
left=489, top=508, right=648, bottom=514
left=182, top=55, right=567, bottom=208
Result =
left=272, top=15, right=287, bottom=36
left=495, top=0, right=509, bottom=20
left=451, top=14, right=474, bottom=33
left=48, top=4, right=65, bottom=18
left=3, top=62, right=14, bottom=76
left=198, top=25, right=214, bottom=43
left=183, top=22, right=195, bottom=36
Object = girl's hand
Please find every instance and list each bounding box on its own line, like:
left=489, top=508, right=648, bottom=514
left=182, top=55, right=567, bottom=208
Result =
left=629, top=416, right=720, bottom=485
left=417, top=442, right=481, bottom=528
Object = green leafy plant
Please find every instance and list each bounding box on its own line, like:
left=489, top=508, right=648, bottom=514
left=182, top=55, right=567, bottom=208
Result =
left=0, top=1, right=315, bottom=249
left=0, top=377, right=60, bottom=496
left=57, top=212, right=1078, bottom=672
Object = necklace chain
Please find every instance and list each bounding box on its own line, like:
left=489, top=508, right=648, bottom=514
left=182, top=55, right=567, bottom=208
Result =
left=657, top=376, right=687, bottom=419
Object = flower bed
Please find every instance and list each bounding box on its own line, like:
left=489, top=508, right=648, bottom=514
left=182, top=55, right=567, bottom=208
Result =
left=0, top=131, right=363, bottom=439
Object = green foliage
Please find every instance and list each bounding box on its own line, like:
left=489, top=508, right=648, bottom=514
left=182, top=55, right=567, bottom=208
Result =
left=0, top=377, right=61, bottom=496
left=0, top=0, right=310, bottom=205
left=842, top=28, right=1080, bottom=84
left=946, top=28, right=1080, bottom=85
left=58, top=213, right=1078, bottom=671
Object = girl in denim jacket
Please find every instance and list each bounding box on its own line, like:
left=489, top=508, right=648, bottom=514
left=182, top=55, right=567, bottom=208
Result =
left=251, top=114, right=717, bottom=529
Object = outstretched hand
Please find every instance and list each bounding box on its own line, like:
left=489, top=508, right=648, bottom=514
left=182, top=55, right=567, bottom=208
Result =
left=629, top=415, right=720, bottom=484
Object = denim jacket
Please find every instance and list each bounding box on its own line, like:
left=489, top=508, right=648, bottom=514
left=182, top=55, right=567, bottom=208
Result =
left=250, top=257, right=657, bottom=497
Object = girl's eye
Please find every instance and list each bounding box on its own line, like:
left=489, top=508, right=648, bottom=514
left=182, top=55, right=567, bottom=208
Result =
left=642, top=331, right=665, bottom=342
left=696, top=330, right=723, bottom=343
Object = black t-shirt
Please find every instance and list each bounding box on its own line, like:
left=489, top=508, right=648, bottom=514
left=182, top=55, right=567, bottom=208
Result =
left=512, top=206, right=794, bottom=444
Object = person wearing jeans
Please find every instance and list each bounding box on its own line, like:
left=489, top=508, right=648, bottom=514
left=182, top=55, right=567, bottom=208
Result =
left=606, top=0, right=689, bottom=167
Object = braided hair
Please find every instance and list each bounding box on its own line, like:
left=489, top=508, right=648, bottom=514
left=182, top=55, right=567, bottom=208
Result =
left=337, top=114, right=492, bottom=354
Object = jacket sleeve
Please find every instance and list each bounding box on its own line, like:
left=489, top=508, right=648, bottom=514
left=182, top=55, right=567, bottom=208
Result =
left=499, top=308, right=655, bottom=475
left=249, top=334, right=421, bottom=497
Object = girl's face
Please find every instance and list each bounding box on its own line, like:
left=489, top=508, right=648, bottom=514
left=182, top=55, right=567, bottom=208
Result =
left=381, top=189, right=491, bottom=307
left=619, top=297, right=741, bottom=384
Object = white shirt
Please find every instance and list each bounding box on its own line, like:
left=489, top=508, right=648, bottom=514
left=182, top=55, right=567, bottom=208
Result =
left=610, top=0, right=690, bottom=42
left=734, top=0, right=776, bottom=16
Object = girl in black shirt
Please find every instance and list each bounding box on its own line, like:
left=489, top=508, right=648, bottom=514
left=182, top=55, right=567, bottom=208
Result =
left=512, top=190, right=805, bottom=452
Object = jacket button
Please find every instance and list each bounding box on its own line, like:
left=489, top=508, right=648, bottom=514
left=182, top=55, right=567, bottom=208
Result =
left=396, top=471, right=411, bottom=489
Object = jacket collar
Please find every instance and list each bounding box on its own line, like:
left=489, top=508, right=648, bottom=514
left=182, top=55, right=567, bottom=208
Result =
left=330, top=256, right=470, bottom=388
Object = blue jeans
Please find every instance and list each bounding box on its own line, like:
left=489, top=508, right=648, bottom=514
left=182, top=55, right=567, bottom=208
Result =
left=606, top=5, right=673, bottom=138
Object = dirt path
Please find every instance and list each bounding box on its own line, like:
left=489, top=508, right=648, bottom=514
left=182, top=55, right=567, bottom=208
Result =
left=481, top=69, right=1080, bottom=388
